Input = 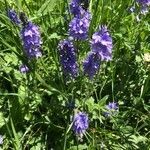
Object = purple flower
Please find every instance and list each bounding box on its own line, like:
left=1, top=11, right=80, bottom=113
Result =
left=106, top=102, right=118, bottom=110
left=58, top=39, right=78, bottom=77
left=21, top=22, right=42, bottom=58
left=91, top=26, right=113, bottom=61
left=83, top=52, right=101, bottom=79
left=70, top=0, right=83, bottom=16
left=140, top=6, right=149, bottom=14
left=129, top=1, right=149, bottom=16
left=137, top=0, right=150, bottom=6
left=7, top=9, right=20, bottom=25
left=137, top=0, right=150, bottom=15
left=69, top=10, right=91, bottom=40
left=73, top=112, right=89, bottom=138
left=105, top=102, right=118, bottom=117
left=70, top=0, right=90, bottom=16
left=19, top=64, right=29, bottom=73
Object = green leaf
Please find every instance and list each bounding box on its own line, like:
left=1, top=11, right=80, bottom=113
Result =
left=0, top=112, right=5, bottom=128
left=85, top=97, right=95, bottom=111
left=37, top=0, right=59, bottom=16
left=18, top=85, right=26, bottom=106
left=48, top=33, right=61, bottom=39
left=129, top=135, right=148, bottom=144
left=10, top=118, right=21, bottom=149
left=98, top=95, right=109, bottom=106
left=69, top=144, right=88, bottom=150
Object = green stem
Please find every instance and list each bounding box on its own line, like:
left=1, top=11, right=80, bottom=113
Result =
left=63, top=131, right=67, bottom=150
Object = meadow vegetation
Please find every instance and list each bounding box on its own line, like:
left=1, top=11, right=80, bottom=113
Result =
left=0, top=0, right=150, bottom=149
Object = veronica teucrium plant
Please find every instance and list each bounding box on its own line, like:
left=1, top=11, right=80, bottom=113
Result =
left=21, top=21, right=42, bottom=59
left=70, top=0, right=83, bottom=16
left=69, top=9, right=91, bottom=40
left=91, top=26, right=113, bottom=61
left=105, top=102, right=119, bottom=117
left=2, top=0, right=149, bottom=149
left=137, top=0, right=150, bottom=6
left=7, top=9, right=20, bottom=25
left=83, top=52, right=101, bottom=79
left=72, top=112, right=89, bottom=138
left=58, top=39, right=78, bottom=77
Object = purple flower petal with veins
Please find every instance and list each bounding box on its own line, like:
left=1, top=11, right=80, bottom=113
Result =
left=91, top=26, right=113, bottom=61
left=69, top=10, right=91, bottom=40
left=21, top=22, right=42, bottom=58
left=73, top=112, right=89, bottom=138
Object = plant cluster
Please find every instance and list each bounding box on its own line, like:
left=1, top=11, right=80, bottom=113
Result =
left=0, top=0, right=149, bottom=149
